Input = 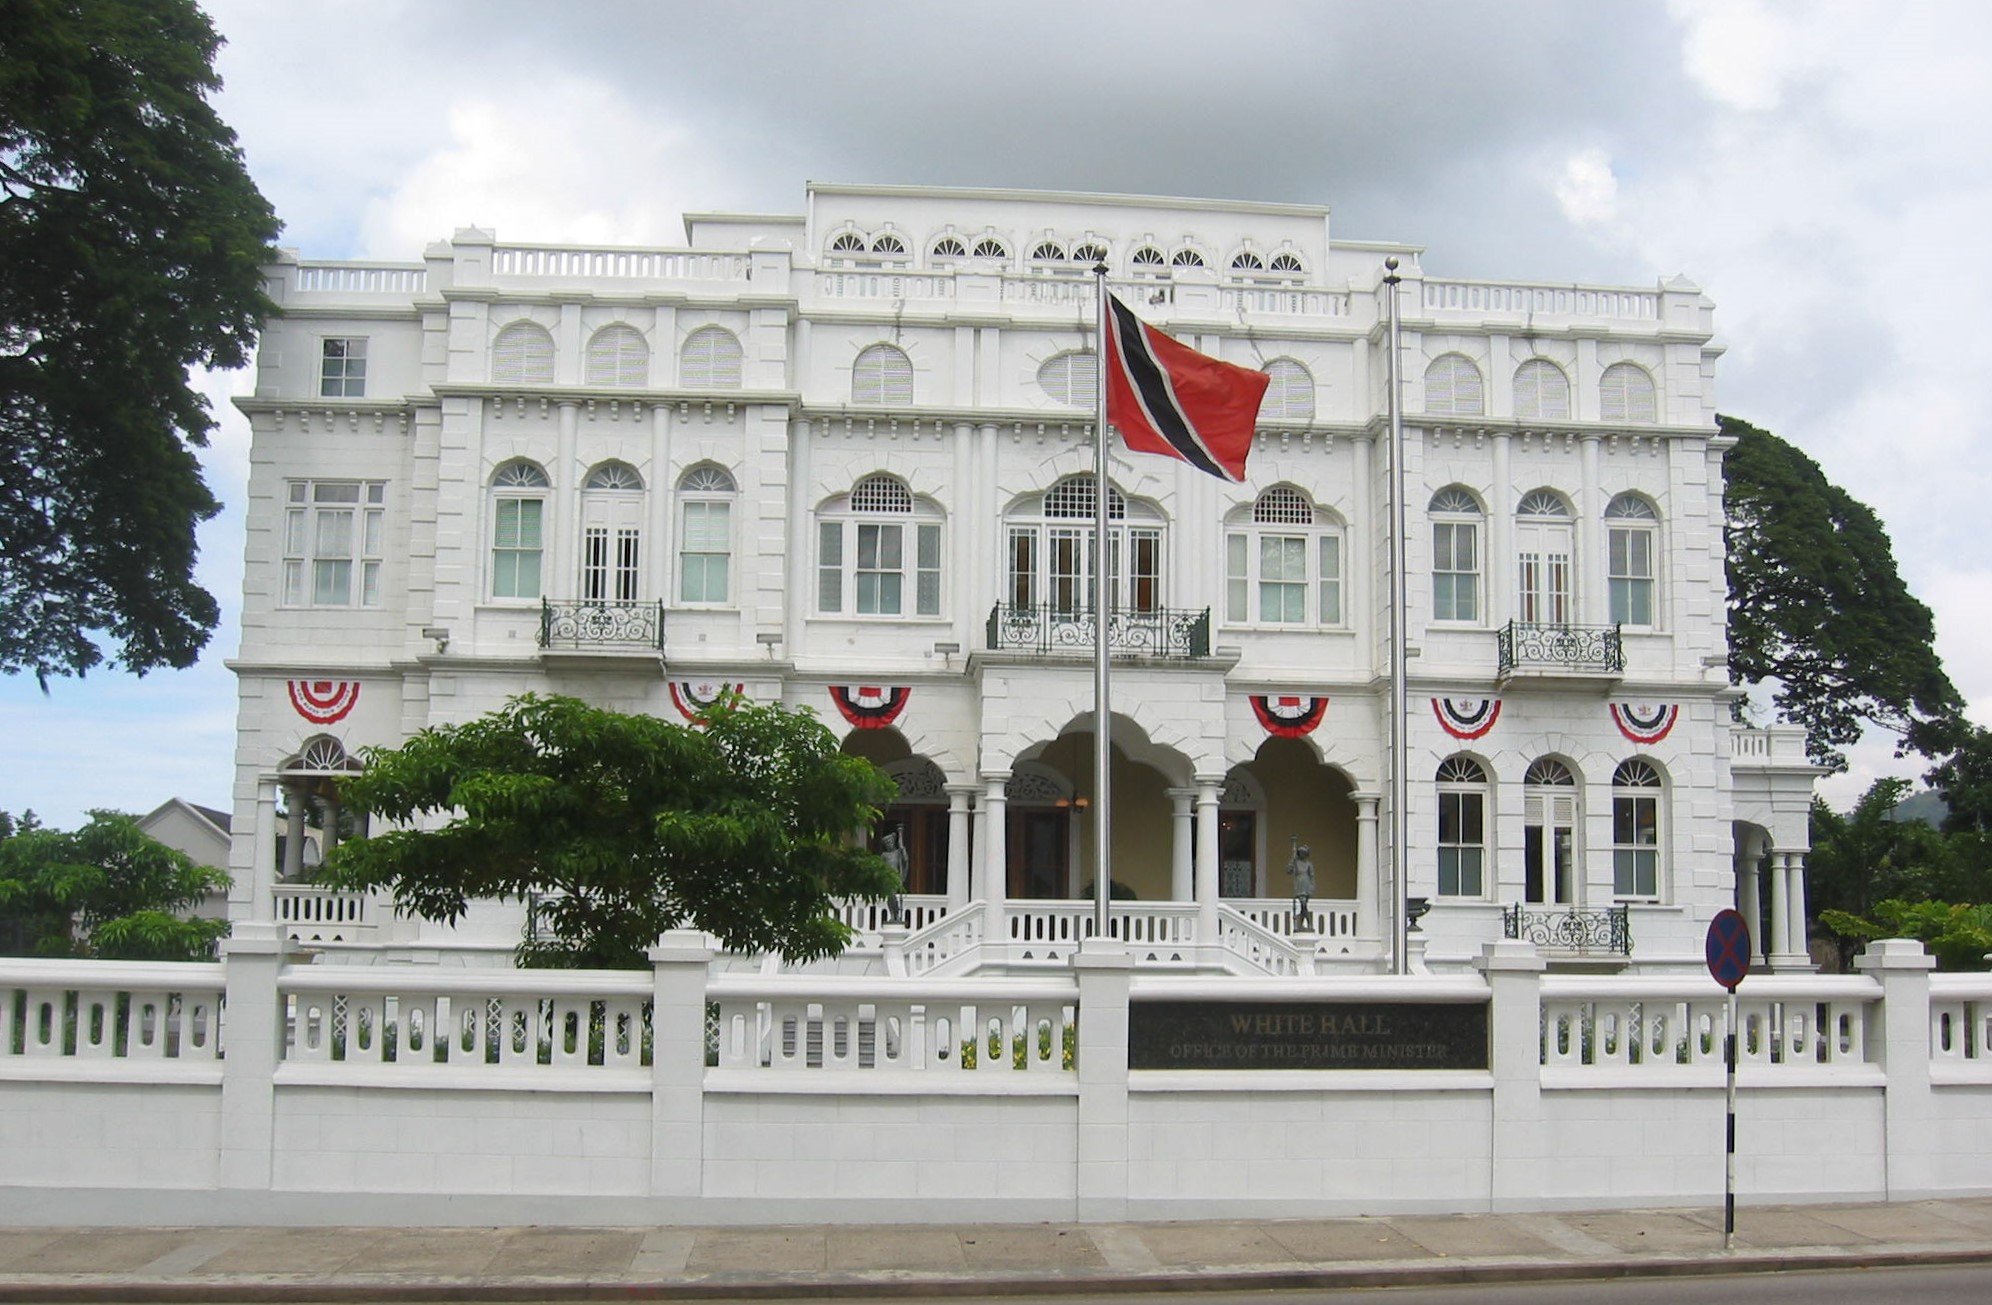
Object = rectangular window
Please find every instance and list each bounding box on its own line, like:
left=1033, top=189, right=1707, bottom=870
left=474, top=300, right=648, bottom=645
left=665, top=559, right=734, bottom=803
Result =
left=821, top=519, right=943, bottom=617
left=1048, top=527, right=1085, bottom=613
left=1437, top=790, right=1485, bottom=896
left=319, top=338, right=367, bottom=398
left=1127, top=529, right=1160, bottom=612
left=1319, top=535, right=1342, bottom=625
left=1009, top=529, right=1038, bottom=609
left=679, top=501, right=730, bottom=604
left=1609, top=526, right=1655, bottom=626
left=916, top=522, right=941, bottom=616
left=1613, top=795, right=1660, bottom=897
left=1259, top=535, right=1307, bottom=622
left=855, top=523, right=903, bottom=614
left=1433, top=522, right=1478, bottom=622
left=492, top=497, right=543, bottom=600
left=1225, top=533, right=1248, bottom=622
left=285, top=480, right=384, bottom=607
left=817, top=521, right=843, bottom=612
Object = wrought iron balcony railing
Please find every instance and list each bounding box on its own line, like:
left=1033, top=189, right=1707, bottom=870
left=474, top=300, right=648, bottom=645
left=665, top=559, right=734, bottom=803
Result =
left=1497, top=621, right=1624, bottom=677
left=539, top=599, right=664, bottom=651
left=986, top=603, right=1211, bottom=660
left=1503, top=903, right=1631, bottom=956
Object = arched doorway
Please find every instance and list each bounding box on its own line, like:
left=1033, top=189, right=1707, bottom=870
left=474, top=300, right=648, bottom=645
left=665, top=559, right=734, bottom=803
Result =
left=1010, top=714, right=1187, bottom=901
left=1221, top=737, right=1357, bottom=901
left=841, top=729, right=951, bottom=897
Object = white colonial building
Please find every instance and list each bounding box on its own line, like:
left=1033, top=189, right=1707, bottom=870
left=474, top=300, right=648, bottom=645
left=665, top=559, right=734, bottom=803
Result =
left=226, top=183, right=1819, bottom=975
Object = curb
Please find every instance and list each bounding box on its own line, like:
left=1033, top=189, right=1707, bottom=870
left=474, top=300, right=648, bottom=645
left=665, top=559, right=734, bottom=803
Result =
left=2, top=1243, right=1991, bottom=1302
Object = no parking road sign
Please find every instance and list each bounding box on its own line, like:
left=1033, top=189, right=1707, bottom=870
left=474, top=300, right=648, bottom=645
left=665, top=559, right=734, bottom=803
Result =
left=1706, top=908, right=1752, bottom=991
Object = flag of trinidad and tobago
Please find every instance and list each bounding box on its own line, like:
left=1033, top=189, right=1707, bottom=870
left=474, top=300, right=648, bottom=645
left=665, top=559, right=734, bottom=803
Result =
left=1102, top=292, right=1270, bottom=483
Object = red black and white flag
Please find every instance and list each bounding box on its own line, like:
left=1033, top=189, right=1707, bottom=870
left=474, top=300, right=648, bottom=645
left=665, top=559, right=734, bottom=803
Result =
left=1102, top=293, right=1268, bottom=483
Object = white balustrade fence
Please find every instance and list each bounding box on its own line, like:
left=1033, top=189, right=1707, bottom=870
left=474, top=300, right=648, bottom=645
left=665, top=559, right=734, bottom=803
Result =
left=833, top=894, right=949, bottom=938
left=493, top=245, right=749, bottom=282
left=1539, top=975, right=1878, bottom=1076
left=1227, top=897, right=1363, bottom=938
left=1421, top=279, right=1660, bottom=320
left=290, top=263, right=427, bottom=294
left=0, top=959, right=223, bottom=1066
left=1931, top=974, right=1992, bottom=1080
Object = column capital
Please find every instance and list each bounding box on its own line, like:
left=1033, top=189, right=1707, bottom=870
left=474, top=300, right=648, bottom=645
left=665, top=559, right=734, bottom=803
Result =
left=944, top=782, right=979, bottom=802
left=979, top=770, right=1012, bottom=788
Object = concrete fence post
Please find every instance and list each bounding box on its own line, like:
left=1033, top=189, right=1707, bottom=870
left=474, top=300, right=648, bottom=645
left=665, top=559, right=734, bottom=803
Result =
left=218, top=922, right=290, bottom=1191
left=649, top=930, right=715, bottom=1198
left=1857, top=936, right=1937, bottom=1199
left=1073, top=937, right=1133, bottom=1220
left=1478, top=938, right=1547, bottom=1209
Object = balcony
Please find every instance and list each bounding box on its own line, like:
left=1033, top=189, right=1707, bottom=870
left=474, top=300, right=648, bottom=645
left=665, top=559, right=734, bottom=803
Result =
left=985, top=604, right=1211, bottom=660
left=539, top=600, right=664, bottom=654
left=1503, top=903, right=1631, bottom=958
left=1496, top=621, right=1624, bottom=683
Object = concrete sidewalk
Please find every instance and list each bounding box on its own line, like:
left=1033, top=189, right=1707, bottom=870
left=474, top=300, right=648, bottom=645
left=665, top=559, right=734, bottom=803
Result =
left=2, top=1198, right=1991, bottom=1300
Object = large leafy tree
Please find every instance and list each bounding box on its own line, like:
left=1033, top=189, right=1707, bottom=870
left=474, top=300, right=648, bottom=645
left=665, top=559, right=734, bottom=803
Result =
left=1722, top=416, right=1963, bottom=769
left=323, top=694, right=901, bottom=969
left=0, top=810, right=230, bottom=960
left=0, top=0, right=279, bottom=682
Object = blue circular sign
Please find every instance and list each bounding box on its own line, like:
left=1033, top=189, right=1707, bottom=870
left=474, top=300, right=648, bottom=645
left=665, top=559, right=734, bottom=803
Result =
left=1706, top=908, right=1752, bottom=990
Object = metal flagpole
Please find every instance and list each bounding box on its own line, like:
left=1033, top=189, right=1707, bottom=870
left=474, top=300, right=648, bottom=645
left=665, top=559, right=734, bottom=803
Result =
left=1092, top=263, right=1113, bottom=940
left=1383, top=256, right=1408, bottom=976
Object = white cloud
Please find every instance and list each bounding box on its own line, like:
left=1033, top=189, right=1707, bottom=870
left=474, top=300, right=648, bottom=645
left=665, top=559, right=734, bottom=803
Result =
left=1668, top=0, right=1812, bottom=112
left=1553, top=148, right=1620, bottom=227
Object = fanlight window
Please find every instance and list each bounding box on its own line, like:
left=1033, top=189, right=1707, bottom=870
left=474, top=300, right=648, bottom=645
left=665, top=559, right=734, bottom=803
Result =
left=1037, top=351, right=1098, bottom=408
left=871, top=233, right=906, bottom=255
left=286, top=737, right=357, bottom=773
left=491, top=322, right=555, bottom=385
left=1029, top=241, right=1068, bottom=262
left=1525, top=758, right=1575, bottom=786
left=680, top=465, right=736, bottom=494
left=1430, top=486, right=1482, bottom=516
left=970, top=237, right=1008, bottom=260
left=850, top=473, right=913, bottom=513
left=1253, top=485, right=1316, bottom=525
left=1424, top=353, right=1485, bottom=416
left=492, top=460, right=549, bottom=489
left=931, top=236, right=967, bottom=260
left=1268, top=252, right=1305, bottom=274
left=1131, top=246, right=1167, bottom=269
left=852, top=344, right=914, bottom=406
left=1513, top=359, right=1571, bottom=421
left=1043, top=474, right=1127, bottom=520
left=1601, top=362, right=1658, bottom=423
left=1437, top=756, right=1488, bottom=784
left=1230, top=252, right=1266, bottom=271
left=1608, top=494, right=1657, bottom=520
left=585, top=462, right=643, bottom=491
left=1171, top=248, right=1206, bottom=268
left=1260, top=358, right=1315, bottom=422
left=829, top=232, right=867, bottom=254
left=584, top=325, right=648, bottom=388
left=680, top=326, right=743, bottom=389
left=1517, top=489, right=1573, bottom=518
left=1072, top=242, right=1109, bottom=264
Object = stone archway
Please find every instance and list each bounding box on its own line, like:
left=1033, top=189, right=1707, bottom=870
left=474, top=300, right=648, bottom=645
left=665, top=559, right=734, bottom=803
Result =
left=1222, top=737, right=1358, bottom=902
left=1010, top=713, right=1189, bottom=901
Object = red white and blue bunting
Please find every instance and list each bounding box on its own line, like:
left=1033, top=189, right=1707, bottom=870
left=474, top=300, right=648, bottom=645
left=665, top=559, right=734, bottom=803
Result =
left=830, top=685, right=910, bottom=730
left=1611, top=702, right=1680, bottom=746
left=667, top=679, right=743, bottom=723
left=286, top=680, right=360, bottom=725
left=1250, top=695, right=1328, bottom=738
left=1432, top=697, right=1501, bottom=741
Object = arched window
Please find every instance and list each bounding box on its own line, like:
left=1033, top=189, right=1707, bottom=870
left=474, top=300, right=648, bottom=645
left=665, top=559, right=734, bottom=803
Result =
left=579, top=463, right=644, bottom=603
left=583, top=325, right=648, bottom=388
left=1516, top=490, right=1575, bottom=625
left=489, top=460, right=549, bottom=601
left=678, top=464, right=736, bottom=605
left=285, top=736, right=358, bottom=775
left=1268, top=252, right=1305, bottom=275
left=817, top=474, right=942, bottom=617
left=1612, top=759, right=1664, bottom=899
left=1006, top=475, right=1161, bottom=614
left=1037, top=351, right=1097, bottom=408
left=1436, top=756, right=1489, bottom=897
left=1600, top=362, right=1657, bottom=424
left=870, top=233, right=907, bottom=256
left=1230, top=251, right=1265, bottom=272
left=1513, top=359, right=1570, bottom=421
left=1606, top=493, right=1659, bottom=627
left=491, top=322, right=555, bottom=385
left=1029, top=241, right=1068, bottom=263
left=1424, top=353, right=1485, bottom=416
left=680, top=326, right=743, bottom=389
left=1171, top=248, right=1206, bottom=269
left=1524, top=758, right=1578, bottom=906
left=852, top=344, right=913, bottom=406
left=1429, top=486, right=1483, bottom=623
left=1260, top=358, right=1315, bottom=422
left=931, top=235, right=967, bottom=262
left=1130, top=246, right=1167, bottom=274
left=1225, top=485, right=1342, bottom=626
left=828, top=231, right=868, bottom=256
left=970, top=236, right=1008, bottom=260
left=1072, top=242, right=1109, bottom=265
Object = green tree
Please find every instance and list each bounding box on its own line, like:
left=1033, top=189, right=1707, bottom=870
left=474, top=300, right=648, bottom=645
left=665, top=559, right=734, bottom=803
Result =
left=1805, top=778, right=1956, bottom=969
left=1930, top=725, right=1992, bottom=837
left=1722, top=416, right=1963, bottom=769
left=1, top=0, right=279, bottom=683
left=1818, top=899, right=1992, bottom=972
left=0, top=810, right=230, bottom=959
left=323, top=694, right=900, bottom=969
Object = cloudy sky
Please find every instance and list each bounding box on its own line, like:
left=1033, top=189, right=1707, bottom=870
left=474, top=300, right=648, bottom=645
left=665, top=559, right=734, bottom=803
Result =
left=4, top=0, right=1989, bottom=825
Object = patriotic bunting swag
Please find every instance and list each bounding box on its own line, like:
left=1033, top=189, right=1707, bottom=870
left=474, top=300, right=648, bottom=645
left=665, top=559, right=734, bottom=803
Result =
left=287, top=680, right=360, bottom=725
left=830, top=685, right=910, bottom=730
left=1611, top=702, right=1679, bottom=745
left=668, top=680, right=743, bottom=723
left=1432, top=697, right=1501, bottom=741
left=1102, top=293, right=1269, bottom=483
left=1250, top=695, right=1328, bottom=739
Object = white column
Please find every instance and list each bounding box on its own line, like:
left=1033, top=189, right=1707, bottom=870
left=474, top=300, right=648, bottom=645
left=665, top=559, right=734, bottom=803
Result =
left=1167, top=787, right=1195, bottom=903
left=982, top=773, right=1009, bottom=949
left=945, top=784, right=975, bottom=910
left=555, top=400, right=580, bottom=591
left=1354, top=792, right=1381, bottom=941
left=1738, top=847, right=1764, bottom=969
left=1194, top=778, right=1221, bottom=944
left=1784, top=852, right=1813, bottom=971
left=255, top=779, right=281, bottom=922
left=1768, top=845, right=1794, bottom=962
left=279, top=785, right=305, bottom=884
left=1579, top=434, right=1604, bottom=623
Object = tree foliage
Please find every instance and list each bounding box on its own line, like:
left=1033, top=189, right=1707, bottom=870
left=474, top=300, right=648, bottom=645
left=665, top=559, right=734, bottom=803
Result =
left=0, top=0, right=279, bottom=682
left=1818, top=900, right=1992, bottom=973
left=1929, top=725, right=1992, bottom=837
left=1722, top=415, right=1963, bottom=769
left=0, top=810, right=230, bottom=960
left=323, top=694, right=901, bottom=969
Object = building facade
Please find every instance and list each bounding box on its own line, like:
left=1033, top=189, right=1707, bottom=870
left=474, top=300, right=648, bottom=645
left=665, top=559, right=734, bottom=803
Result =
left=227, top=183, right=1818, bottom=973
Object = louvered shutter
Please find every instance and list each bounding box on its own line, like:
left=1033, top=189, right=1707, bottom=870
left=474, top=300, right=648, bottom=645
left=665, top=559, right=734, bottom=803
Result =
left=584, top=326, right=648, bottom=387
left=681, top=327, right=743, bottom=389
left=853, top=345, right=913, bottom=406
left=1514, top=360, right=1569, bottom=421
left=1262, top=359, right=1315, bottom=422
left=492, top=324, right=555, bottom=385
left=1600, top=363, right=1656, bottom=423
left=1425, top=355, right=1484, bottom=416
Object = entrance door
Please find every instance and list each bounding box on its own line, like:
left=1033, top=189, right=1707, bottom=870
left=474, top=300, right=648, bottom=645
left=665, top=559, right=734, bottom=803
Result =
left=1218, top=810, right=1257, bottom=897
left=870, top=806, right=949, bottom=895
left=1524, top=789, right=1577, bottom=905
left=1515, top=520, right=1572, bottom=625
left=1007, top=809, right=1069, bottom=899
left=579, top=487, right=643, bottom=602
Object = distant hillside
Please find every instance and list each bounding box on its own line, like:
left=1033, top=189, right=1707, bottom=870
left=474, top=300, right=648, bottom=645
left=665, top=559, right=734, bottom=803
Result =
left=1891, top=789, right=1951, bottom=828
